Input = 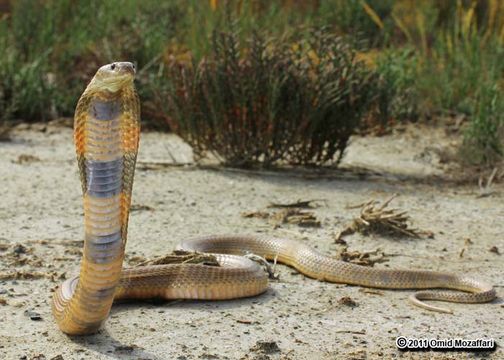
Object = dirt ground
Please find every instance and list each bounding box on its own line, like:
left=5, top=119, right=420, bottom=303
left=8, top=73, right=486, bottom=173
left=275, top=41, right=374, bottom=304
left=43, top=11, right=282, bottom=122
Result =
left=0, top=123, right=502, bottom=360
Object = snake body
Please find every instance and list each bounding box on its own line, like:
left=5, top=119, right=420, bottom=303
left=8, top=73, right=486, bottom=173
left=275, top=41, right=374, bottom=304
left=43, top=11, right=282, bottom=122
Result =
left=52, top=63, right=496, bottom=336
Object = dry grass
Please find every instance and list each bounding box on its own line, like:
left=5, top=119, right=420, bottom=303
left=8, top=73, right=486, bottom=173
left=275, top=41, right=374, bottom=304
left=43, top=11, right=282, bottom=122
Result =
left=267, top=199, right=325, bottom=209
left=242, top=198, right=323, bottom=227
left=135, top=250, right=220, bottom=267
left=335, top=194, right=430, bottom=240
left=242, top=207, right=321, bottom=228
left=0, top=124, right=10, bottom=141
left=335, top=246, right=389, bottom=267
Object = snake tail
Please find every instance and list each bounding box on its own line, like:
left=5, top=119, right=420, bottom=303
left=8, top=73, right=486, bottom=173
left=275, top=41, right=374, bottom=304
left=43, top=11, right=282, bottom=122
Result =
left=177, top=235, right=496, bottom=314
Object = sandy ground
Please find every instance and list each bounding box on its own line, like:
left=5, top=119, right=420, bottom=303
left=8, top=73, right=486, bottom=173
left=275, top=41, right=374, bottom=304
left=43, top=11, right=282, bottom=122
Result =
left=0, top=123, right=502, bottom=360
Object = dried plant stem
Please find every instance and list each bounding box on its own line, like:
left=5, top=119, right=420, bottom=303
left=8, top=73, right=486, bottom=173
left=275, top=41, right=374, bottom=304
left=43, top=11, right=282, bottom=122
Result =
left=335, top=194, right=429, bottom=240
left=135, top=250, right=220, bottom=267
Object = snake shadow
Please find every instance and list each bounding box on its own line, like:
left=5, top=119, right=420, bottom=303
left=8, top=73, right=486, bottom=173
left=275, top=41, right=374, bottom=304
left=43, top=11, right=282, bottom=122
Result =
left=111, top=286, right=278, bottom=315
left=69, top=287, right=277, bottom=358
left=192, top=163, right=464, bottom=190
left=68, top=287, right=277, bottom=359
left=68, top=328, right=163, bottom=360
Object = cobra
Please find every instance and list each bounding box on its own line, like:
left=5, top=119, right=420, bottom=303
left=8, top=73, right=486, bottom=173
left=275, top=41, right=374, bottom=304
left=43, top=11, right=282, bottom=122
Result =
left=52, top=62, right=496, bottom=335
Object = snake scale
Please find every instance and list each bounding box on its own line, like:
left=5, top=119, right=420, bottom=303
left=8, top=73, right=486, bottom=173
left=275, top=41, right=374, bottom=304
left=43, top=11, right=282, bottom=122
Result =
left=52, top=62, right=496, bottom=335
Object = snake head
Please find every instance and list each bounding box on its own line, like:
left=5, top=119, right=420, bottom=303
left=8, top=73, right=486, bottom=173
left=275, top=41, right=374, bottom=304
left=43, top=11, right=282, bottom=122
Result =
left=88, top=62, right=136, bottom=94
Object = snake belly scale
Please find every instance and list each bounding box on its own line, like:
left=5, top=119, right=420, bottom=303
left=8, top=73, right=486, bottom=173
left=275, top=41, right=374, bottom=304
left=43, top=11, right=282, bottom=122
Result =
left=52, top=62, right=496, bottom=335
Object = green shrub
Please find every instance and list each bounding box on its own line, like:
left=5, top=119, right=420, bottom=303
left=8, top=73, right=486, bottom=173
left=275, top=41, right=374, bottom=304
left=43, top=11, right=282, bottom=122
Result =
left=374, top=48, right=418, bottom=123
left=0, top=0, right=502, bottom=167
left=0, top=0, right=181, bottom=122
left=461, top=84, right=503, bottom=165
left=316, top=0, right=396, bottom=46
left=417, top=33, right=503, bottom=116
left=0, top=1, right=55, bottom=121
left=182, top=0, right=316, bottom=61
left=0, top=20, right=14, bottom=126
left=412, top=6, right=504, bottom=164
left=154, top=30, right=379, bottom=167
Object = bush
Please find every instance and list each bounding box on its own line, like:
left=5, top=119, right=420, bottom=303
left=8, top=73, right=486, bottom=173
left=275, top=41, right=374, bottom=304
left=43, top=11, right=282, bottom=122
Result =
left=0, top=0, right=181, bottom=122
left=374, top=48, right=418, bottom=124
left=0, top=19, right=14, bottom=126
left=416, top=31, right=503, bottom=116
left=411, top=3, right=504, bottom=164
left=154, top=30, right=379, bottom=167
left=461, top=84, right=503, bottom=165
left=316, top=0, right=396, bottom=46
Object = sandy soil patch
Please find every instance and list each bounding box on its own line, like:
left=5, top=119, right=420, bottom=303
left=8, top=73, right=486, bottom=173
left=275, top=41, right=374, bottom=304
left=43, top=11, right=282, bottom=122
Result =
left=0, top=123, right=502, bottom=359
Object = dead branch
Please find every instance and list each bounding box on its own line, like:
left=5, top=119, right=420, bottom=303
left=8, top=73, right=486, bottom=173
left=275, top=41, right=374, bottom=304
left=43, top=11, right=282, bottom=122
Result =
left=335, top=194, right=429, bottom=241
left=267, top=199, right=326, bottom=209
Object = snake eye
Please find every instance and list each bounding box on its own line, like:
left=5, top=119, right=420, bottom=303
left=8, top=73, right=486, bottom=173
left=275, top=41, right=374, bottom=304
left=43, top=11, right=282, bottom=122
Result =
left=110, top=63, right=116, bottom=70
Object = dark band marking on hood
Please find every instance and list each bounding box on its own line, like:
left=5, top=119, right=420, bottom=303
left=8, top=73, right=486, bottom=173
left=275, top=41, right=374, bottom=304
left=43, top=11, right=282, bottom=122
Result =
left=90, top=99, right=121, bottom=121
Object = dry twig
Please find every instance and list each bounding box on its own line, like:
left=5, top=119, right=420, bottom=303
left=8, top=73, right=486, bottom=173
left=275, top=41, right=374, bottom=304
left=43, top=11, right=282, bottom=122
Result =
left=135, top=250, right=220, bottom=267
left=241, top=207, right=321, bottom=228
left=336, top=246, right=389, bottom=267
left=245, top=253, right=279, bottom=280
left=0, top=126, right=11, bottom=141
left=477, top=167, right=498, bottom=198
left=272, top=208, right=321, bottom=228
left=241, top=210, right=270, bottom=219
left=267, top=199, right=326, bottom=209
left=335, top=194, right=428, bottom=241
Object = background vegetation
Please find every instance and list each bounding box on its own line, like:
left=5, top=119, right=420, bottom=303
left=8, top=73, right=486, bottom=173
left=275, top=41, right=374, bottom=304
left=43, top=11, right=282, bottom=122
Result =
left=159, top=30, right=378, bottom=166
left=0, top=0, right=502, bottom=166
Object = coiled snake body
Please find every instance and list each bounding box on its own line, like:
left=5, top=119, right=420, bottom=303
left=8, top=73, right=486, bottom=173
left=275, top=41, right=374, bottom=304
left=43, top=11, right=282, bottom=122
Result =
left=52, top=63, right=496, bottom=335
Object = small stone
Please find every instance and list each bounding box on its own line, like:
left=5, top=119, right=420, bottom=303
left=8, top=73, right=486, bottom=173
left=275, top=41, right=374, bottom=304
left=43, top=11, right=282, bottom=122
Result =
left=114, top=344, right=136, bottom=352
left=24, top=310, right=42, bottom=321
left=251, top=341, right=281, bottom=354
left=489, top=246, right=500, bottom=255
left=338, top=296, right=358, bottom=308
left=13, top=244, right=28, bottom=254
